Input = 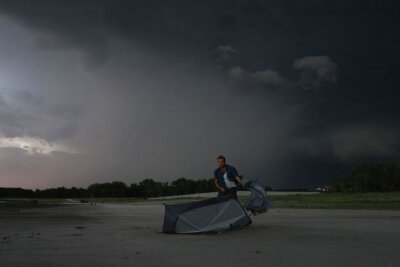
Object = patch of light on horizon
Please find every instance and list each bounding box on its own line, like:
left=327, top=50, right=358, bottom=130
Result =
left=0, top=136, right=75, bottom=155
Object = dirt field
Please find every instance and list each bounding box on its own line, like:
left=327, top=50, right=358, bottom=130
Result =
left=0, top=202, right=399, bottom=267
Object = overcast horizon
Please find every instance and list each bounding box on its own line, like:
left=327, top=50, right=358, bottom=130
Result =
left=0, top=0, right=399, bottom=190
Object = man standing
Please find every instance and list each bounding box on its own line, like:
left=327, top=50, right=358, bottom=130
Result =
left=214, top=155, right=241, bottom=199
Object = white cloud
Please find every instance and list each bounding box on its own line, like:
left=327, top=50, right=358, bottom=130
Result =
left=226, top=56, right=337, bottom=91
left=293, top=56, right=338, bottom=90
left=216, top=45, right=238, bottom=60
left=228, top=66, right=286, bottom=90
left=0, top=136, right=75, bottom=155
left=228, top=66, right=246, bottom=79
left=253, top=69, right=284, bottom=86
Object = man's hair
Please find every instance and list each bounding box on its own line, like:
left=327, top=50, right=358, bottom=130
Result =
left=217, top=155, right=226, bottom=161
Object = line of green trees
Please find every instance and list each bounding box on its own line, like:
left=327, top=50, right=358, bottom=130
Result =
left=0, top=178, right=215, bottom=199
left=331, top=160, right=400, bottom=192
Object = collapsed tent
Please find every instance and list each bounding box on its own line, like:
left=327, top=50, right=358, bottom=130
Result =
left=163, top=197, right=251, bottom=234
left=242, top=178, right=272, bottom=215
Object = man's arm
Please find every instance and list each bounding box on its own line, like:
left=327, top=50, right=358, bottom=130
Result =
left=214, top=179, right=225, bottom=192
left=230, top=166, right=241, bottom=184
left=235, top=176, right=242, bottom=184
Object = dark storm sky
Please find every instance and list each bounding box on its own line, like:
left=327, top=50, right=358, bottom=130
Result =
left=0, top=0, right=399, bottom=189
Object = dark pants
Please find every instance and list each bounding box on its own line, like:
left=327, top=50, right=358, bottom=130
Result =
left=218, top=188, right=238, bottom=200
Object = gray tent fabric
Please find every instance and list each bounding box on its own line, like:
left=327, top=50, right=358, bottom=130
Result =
left=163, top=197, right=251, bottom=234
left=242, top=178, right=272, bottom=215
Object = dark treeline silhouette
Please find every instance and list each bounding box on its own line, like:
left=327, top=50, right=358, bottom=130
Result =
left=0, top=178, right=215, bottom=199
left=331, top=160, right=400, bottom=192
left=3, top=160, right=398, bottom=199
left=0, top=187, right=35, bottom=198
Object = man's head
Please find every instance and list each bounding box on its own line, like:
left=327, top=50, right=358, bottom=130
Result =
left=217, top=155, right=226, bottom=168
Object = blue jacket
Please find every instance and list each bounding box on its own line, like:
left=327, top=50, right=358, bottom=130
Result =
left=214, top=164, right=239, bottom=189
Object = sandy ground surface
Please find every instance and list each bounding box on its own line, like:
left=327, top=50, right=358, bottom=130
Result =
left=1, top=202, right=399, bottom=267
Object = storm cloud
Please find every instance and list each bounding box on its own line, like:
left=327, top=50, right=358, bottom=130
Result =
left=0, top=0, right=399, bottom=189
left=293, top=56, right=338, bottom=90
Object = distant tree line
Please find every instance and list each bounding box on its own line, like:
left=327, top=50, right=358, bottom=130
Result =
left=3, top=159, right=398, bottom=198
left=331, top=160, right=400, bottom=192
left=0, top=178, right=216, bottom=199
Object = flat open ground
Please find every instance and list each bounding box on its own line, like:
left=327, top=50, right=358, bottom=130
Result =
left=1, top=202, right=399, bottom=267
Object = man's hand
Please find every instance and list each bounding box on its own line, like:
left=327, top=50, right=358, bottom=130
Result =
left=214, top=179, right=225, bottom=192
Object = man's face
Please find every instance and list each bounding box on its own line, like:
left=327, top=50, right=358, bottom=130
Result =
left=217, top=158, right=225, bottom=168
